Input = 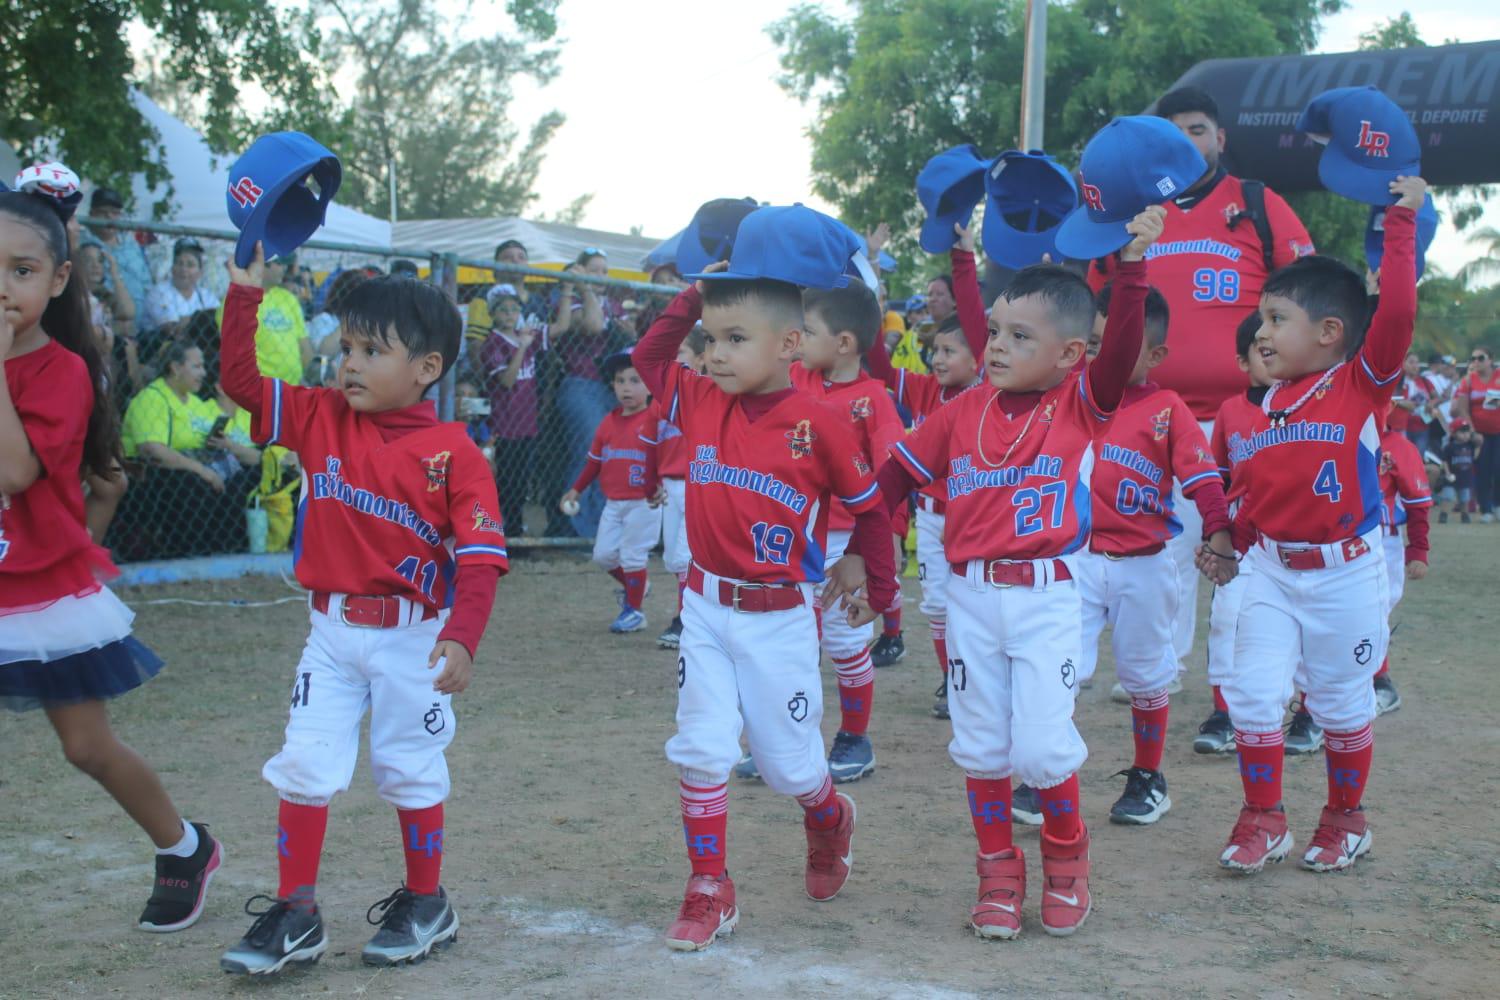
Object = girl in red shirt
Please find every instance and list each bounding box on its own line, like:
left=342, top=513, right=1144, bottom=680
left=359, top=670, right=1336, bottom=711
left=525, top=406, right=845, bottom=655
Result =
left=0, top=170, right=221, bottom=932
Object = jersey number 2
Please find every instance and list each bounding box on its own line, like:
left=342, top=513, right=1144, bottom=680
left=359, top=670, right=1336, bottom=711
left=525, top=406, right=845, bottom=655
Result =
left=1313, top=460, right=1343, bottom=503
left=395, top=556, right=438, bottom=599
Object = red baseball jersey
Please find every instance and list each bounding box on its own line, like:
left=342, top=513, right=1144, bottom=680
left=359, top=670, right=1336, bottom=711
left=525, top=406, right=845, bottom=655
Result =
left=1378, top=429, right=1433, bottom=532
left=890, top=373, right=1106, bottom=563
left=643, top=404, right=688, bottom=480
left=578, top=405, right=657, bottom=500
left=1458, top=369, right=1500, bottom=435
left=1089, top=386, right=1219, bottom=552
left=662, top=365, right=880, bottom=584
left=0, top=340, right=116, bottom=611
left=890, top=371, right=981, bottom=507
left=1210, top=389, right=1265, bottom=509
left=1090, top=174, right=1313, bottom=420
left=791, top=366, right=905, bottom=531
left=256, top=381, right=509, bottom=610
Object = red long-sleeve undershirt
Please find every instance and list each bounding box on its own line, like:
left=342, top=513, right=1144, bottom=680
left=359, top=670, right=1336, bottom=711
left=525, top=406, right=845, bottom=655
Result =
left=632, top=287, right=898, bottom=611
left=867, top=248, right=987, bottom=388
left=1404, top=505, right=1429, bottom=565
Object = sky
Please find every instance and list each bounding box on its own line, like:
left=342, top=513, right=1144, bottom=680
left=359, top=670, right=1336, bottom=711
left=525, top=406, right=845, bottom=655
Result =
left=511, top=0, right=1500, bottom=273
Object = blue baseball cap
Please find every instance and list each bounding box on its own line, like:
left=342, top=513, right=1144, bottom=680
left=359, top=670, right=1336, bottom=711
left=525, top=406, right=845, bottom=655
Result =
left=226, top=132, right=342, bottom=268
left=677, top=197, right=760, bottom=276
left=685, top=204, right=864, bottom=290
left=982, top=149, right=1078, bottom=268
left=1054, top=116, right=1206, bottom=261
left=1297, top=86, right=1419, bottom=206
left=1365, top=193, right=1438, bottom=277
left=917, top=145, right=989, bottom=253
left=904, top=293, right=928, bottom=312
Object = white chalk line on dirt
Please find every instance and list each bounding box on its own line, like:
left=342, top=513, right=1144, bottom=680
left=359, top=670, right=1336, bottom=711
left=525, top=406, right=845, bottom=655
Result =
left=499, top=897, right=980, bottom=999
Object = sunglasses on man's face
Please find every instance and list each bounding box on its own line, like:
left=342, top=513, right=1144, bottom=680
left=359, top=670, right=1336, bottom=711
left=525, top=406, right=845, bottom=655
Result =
left=1472, top=355, right=1489, bottom=363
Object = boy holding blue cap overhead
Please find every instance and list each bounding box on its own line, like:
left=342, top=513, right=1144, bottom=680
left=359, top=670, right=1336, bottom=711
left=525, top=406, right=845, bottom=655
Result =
left=631, top=204, right=898, bottom=952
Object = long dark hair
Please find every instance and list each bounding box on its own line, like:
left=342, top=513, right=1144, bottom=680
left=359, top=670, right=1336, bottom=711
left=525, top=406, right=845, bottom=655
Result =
left=0, top=191, right=121, bottom=477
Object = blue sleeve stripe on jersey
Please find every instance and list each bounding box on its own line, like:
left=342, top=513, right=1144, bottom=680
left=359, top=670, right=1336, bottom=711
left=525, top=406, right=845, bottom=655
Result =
left=587, top=451, right=602, bottom=461
left=669, top=390, right=681, bottom=423
left=896, top=369, right=909, bottom=407
left=638, top=432, right=657, bottom=446
left=1359, top=355, right=1402, bottom=387
left=1180, top=470, right=1219, bottom=491
left=840, top=482, right=879, bottom=507
left=1404, top=494, right=1433, bottom=505
left=269, top=378, right=285, bottom=445
left=456, top=544, right=508, bottom=559
left=893, top=441, right=934, bottom=484
left=1076, top=377, right=1108, bottom=422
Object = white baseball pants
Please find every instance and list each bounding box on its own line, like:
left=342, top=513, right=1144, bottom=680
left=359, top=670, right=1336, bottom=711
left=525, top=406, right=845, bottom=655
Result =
left=820, top=529, right=873, bottom=660
left=592, top=497, right=662, bottom=573
left=914, top=507, right=949, bottom=621
left=661, top=477, right=691, bottom=576
left=1383, top=533, right=1405, bottom=613
left=1073, top=549, right=1178, bottom=695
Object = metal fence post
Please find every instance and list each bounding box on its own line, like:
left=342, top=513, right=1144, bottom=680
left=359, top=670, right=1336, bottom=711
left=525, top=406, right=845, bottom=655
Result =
left=437, top=252, right=458, bottom=422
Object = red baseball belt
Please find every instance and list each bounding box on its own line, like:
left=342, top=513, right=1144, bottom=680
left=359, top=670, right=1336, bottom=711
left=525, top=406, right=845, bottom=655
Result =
left=917, top=494, right=947, bottom=515
left=311, top=592, right=438, bottom=628
left=687, top=565, right=805, bottom=613
left=1274, top=536, right=1372, bottom=571
left=951, top=559, right=1072, bottom=588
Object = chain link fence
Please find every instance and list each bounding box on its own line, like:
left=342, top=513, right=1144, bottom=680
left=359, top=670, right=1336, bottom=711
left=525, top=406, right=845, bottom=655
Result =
left=81, top=217, right=684, bottom=564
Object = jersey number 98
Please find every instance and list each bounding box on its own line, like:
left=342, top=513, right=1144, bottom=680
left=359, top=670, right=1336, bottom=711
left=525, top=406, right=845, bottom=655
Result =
left=1192, top=268, right=1240, bottom=303
left=751, top=522, right=795, bottom=565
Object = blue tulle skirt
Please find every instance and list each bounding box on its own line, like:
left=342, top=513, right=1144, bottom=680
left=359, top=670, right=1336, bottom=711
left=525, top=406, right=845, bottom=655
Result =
left=0, top=587, right=163, bottom=712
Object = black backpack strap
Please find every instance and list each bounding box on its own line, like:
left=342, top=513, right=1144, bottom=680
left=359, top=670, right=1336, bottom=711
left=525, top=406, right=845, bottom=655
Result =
left=1234, top=179, right=1277, bottom=274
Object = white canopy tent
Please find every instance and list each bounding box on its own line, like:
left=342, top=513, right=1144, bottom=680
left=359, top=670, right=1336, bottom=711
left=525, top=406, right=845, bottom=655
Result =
left=393, top=217, right=662, bottom=275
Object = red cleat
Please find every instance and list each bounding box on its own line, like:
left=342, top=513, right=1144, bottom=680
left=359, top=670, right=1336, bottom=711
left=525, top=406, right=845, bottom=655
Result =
left=1219, top=803, right=1294, bottom=874
left=1039, top=826, right=1092, bottom=937
left=1301, top=806, right=1372, bottom=872
left=664, top=873, right=738, bottom=952
left=804, top=792, right=856, bottom=901
left=970, top=848, right=1026, bottom=940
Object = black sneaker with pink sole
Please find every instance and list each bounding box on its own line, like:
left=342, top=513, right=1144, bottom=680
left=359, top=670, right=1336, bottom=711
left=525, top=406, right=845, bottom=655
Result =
left=139, top=822, right=223, bottom=932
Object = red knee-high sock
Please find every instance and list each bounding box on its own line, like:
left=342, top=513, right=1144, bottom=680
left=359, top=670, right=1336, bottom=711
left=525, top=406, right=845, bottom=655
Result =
left=932, top=617, right=947, bottom=675
left=676, top=572, right=687, bottom=613
left=607, top=566, right=627, bottom=586
left=1212, top=684, right=1228, bottom=712
left=1324, top=724, right=1374, bottom=811
left=1130, top=691, right=1170, bottom=771
left=966, top=776, right=1014, bottom=855
left=1235, top=729, right=1285, bottom=808
left=277, top=800, right=328, bottom=908
left=623, top=569, right=648, bottom=611
left=398, top=804, right=444, bottom=895
left=882, top=607, right=901, bottom=638
left=680, top=779, right=728, bottom=876
left=1037, top=774, right=1082, bottom=841
left=833, top=649, right=875, bottom=735
left=797, top=773, right=840, bottom=831
left=1374, top=656, right=1390, bottom=679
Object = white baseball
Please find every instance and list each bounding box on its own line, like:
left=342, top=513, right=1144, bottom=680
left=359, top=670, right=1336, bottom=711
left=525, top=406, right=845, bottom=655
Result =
left=561, top=498, right=580, bottom=516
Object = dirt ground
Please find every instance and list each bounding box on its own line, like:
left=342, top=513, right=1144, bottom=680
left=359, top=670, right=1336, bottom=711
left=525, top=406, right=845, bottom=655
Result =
left=3, top=522, right=1498, bottom=999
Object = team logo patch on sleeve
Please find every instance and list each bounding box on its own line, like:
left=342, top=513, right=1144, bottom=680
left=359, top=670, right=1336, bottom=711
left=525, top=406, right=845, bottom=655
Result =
left=1041, top=400, right=1057, bottom=423
left=786, top=420, right=816, bottom=459
left=471, top=501, right=504, bottom=534
left=853, top=454, right=871, bottom=476
left=849, top=396, right=873, bottom=420
left=421, top=450, right=452, bottom=492
left=1152, top=407, right=1172, bottom=441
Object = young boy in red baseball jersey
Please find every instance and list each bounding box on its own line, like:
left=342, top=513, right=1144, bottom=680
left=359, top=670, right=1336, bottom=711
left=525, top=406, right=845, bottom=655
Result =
left=218, top=244, right=507, bottom=975
left=1211, top=175, right=1426, bottom=875
left=864, top=224, right=988, bottom=721
left=647, top=326, right=706, bottom=649
left=632, top=206, right=898, bottom=952
left=1373, top=408, right=1432, bottom=714
left=561, top=352, right=661, bottom=634
left=1074, top=283, right=1232, bottom=824
left=872, top=207, right=1167, bottom=939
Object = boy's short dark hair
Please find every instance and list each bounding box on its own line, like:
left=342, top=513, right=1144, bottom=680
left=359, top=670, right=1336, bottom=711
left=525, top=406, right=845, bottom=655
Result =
left=1095, top=282, right=1172, bottom=347
left=1235, top=310, right=1261, bottom=359
left=1002, top=264, right=1097, bottom=341
left=337, top=276, right=463, bottom=377
left=1261, top=255, right=1369, bottom=354
left=1157, top=86, right=1220, bottom=125
left=685, top=324, right=707, bottom=355
left=803, top=283, right=882, bottom=354
left=699, top=278, right=804, bottom=329
left=495, top=238, right=526, bottom=259
left=600, top=350, right=637, bottom=385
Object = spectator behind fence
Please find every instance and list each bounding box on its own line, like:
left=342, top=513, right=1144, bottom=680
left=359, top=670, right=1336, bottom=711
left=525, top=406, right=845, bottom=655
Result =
left=1454, top=346, right=1500, bottom=519
left=215, top=252, right=309, bottom=384
left=467, top=239, right=551, bottom=340
left=478, top=283, right=547, bottom=537
left=309, top=268, right=373, bottom=359
left=112, top=342, right=254, bottom=559
left=143, top=238, right=219, bottom=338
left=548, top=248, right=618, bottom=537
left=86, top=186, right=154, bottom=329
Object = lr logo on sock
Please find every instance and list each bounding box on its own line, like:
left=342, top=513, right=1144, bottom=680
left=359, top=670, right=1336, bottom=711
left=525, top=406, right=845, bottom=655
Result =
left=407, top=824, right=444, bottom=858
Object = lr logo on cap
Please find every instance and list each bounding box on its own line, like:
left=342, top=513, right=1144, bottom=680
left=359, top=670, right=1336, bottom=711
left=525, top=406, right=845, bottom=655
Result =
left=1356, top=120, right=1391, bottom=158
left=229, top=176, right=264, bottom=208
left=1080, top=180, right=1105, bottom=212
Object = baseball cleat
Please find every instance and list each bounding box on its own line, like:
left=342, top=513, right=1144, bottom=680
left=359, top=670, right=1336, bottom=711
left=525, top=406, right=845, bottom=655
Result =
left=220, top=896, right=328, bottom=976
left=871, top=631, right=906, bottom=668
left=804, top=792, right=856, bottom=901
left=664, top=873, right=738, bottom=951
left=1301, top=806, right=1372, bottom=872
left=1284, top=709, right=1324, bottom=756
left=609, top=607, right=647, bottom=633
left=1193, top=710, right=1237, bottom=755
left=1109, top=767, right=1171, bottom=825
left=731, top=751, right=761, bottom=781
left=827, top=731, right=875, bottom=783
left=932, top=680, right=950, bottom=720
left=1374, top=675, right=1402, bottom=715
left=971, top=847, right=1026, bottom=940
left=1219, top=803, right=1293, bottom=873
left=361, top=886, right=459, bottom=966
left=139, top=822, right=222, bottom=932
left=1438, top=510, right=1448, bottom=524
left=1010, top=783, right=1042, bottom=826
left=1039, top=825, right=1091, bottom=937
left=657, top=616, right=683, bottom=649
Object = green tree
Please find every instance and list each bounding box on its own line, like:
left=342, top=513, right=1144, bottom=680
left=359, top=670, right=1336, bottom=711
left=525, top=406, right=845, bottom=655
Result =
left=1456, top=227, right=1500, bottom=289
left=2, top=0, right=331, bottom=211
left=770, top=0, right=1345, bottom=282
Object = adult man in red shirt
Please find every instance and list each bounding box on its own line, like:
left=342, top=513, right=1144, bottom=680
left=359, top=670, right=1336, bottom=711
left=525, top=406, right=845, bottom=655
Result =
left=1089, top=87, right=1314, bottom=735
left=1453, top=346, right=1500, bottom=520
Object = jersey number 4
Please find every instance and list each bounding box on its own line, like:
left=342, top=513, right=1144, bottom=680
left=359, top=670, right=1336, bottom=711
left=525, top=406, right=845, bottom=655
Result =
left=751, top=522, right=795, bottom=565
left=1013, top=482, right=1067, bottom=537
left=1313, top=460, right=1344, bottom=503
left=395, top=556, right=438, bottom=600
